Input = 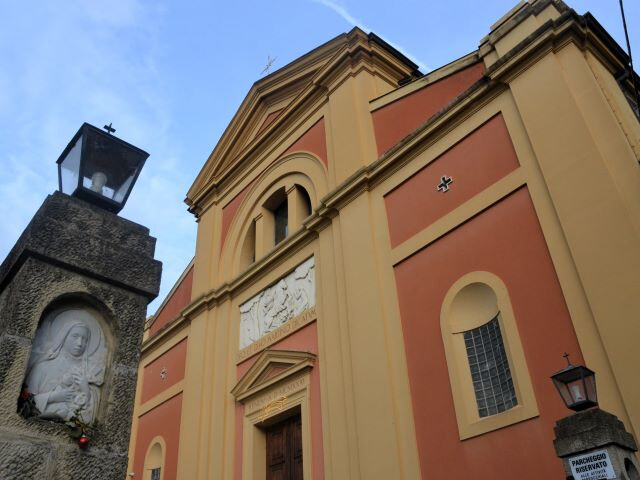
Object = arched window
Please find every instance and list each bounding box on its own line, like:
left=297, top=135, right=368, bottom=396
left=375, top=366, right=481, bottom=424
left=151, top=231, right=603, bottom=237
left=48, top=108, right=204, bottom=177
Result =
left=240, top=183, right=314, bottom=271
left=143, top=439, right=165, bottom=480
left=441, top=272, right=538, bottom=439
left=263, top=187, right=288, bottom=246
left=464, top=314, right=517, bottom=418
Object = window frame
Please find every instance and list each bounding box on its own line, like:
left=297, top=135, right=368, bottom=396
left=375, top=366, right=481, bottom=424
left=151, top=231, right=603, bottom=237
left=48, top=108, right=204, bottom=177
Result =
left=150, top=467, right=161, bottom=480
left=440, top=271, right=539, bottom=439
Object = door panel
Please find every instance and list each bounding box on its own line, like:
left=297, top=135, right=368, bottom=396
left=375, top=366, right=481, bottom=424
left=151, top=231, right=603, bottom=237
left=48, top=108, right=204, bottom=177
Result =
left=266, top=414, right=303, bottom=480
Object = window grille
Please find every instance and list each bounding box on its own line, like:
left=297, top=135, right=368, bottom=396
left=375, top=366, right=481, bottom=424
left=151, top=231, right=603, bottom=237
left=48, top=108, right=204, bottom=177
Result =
left=151, top=467, right=161, bottom=480
left=464, top=316, right=517, bottom=417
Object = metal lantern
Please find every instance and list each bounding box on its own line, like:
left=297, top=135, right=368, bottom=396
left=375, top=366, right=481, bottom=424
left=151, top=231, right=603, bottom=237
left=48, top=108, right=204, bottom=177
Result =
left=551, top=354, right=598, bottom=412
left=56, top=123, right=149, bottom=214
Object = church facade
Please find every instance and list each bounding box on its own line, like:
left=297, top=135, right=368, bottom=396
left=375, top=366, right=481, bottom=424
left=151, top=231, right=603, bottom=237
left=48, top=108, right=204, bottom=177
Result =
left=127, top=1, right=640, bottom=478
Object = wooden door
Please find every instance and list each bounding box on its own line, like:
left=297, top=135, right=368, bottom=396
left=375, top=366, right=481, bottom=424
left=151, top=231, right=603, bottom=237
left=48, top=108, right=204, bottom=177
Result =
left=266, top=414, right=303, bottom=480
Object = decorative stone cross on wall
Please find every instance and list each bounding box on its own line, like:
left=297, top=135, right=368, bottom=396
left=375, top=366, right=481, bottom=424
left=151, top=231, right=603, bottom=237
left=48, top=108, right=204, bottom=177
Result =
left=160, top=367, right=167, bottom=380
left=437, top=175, right=454, bottom=193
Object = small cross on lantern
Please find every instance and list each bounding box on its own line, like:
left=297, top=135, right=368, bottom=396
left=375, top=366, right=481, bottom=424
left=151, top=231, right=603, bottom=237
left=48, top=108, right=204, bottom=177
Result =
left=437, top=175, right=453, bottom=193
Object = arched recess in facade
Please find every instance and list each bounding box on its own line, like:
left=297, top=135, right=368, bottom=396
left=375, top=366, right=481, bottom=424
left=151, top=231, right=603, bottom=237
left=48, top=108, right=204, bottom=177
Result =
left=22, top=292, right=116, bottom=424
left=220, top=152, right=329, bottom=279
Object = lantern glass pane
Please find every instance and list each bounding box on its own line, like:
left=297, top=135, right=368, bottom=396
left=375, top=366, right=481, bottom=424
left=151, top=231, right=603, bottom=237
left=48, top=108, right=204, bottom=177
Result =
left=59, top=136, right=82, bottom=194
left=80, top=128, right=145, bottom=205
left=567, top=378, right=587, bottom=403
left=552, top=379, right=574, bottom=407
left=585, top=374, right=597, bottom=403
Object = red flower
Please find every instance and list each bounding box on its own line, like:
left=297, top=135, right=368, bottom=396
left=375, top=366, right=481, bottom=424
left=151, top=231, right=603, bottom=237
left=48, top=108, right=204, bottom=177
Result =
left=20, top=390, right=30, bottom=400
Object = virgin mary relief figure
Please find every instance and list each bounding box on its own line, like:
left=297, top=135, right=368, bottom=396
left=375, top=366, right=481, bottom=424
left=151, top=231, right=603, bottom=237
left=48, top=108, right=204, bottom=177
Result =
left=25, top=309, right=108, bottom=424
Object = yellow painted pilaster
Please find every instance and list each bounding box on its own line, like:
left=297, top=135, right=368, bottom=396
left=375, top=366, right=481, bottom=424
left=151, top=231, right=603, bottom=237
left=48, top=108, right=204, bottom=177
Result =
left=316, top=219, right=362, bottom=480
left=509, top=49, right=640, bottom=437
left=192, top=207, right=216, bottom=299
left=326, top=70, right=380, bottom=184
left=333, top=192, right=409, bottom=478
left=176, top=311, right=209, bottom=479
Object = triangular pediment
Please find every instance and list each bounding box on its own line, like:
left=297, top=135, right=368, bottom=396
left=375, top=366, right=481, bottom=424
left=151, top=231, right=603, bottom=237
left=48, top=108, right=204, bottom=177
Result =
left=231, top=349, right=316, bottom=402
left=221, top=71, right=315, bottom=163
left=185, top=27, right=421, bottom=214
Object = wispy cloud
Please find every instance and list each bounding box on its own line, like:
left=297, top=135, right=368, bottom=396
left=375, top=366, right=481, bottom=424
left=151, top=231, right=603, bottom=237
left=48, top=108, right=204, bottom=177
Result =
left=312, top=0, right=372, bottom=33
left=311, top=0, right=429, bottom=71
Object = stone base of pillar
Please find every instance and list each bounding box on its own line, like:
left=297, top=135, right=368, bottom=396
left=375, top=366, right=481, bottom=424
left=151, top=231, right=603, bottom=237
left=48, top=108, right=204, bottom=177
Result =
left=554, top=408, right=640, bottom=480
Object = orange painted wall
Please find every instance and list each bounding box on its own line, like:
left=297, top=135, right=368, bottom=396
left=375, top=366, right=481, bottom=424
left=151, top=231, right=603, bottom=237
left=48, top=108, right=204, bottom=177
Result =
left=132, top=393, right=183, bottom=480
left=234, top=321, right=324, bottom=480
left=141, top=338, right=188, bottom=404
left=284, top=118, right=328, bottom=168
left=384, top=114, right=519, bottom=247
left=372, top=62, right=485, bottom=155
left=149, top=267, right=193, bottom=337
left=393, top=188, right=582, bottom=479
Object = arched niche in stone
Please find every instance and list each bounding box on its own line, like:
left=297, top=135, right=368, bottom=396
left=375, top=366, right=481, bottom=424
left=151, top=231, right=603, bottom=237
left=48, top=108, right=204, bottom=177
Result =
left=20, top=299, right=113, bottom=426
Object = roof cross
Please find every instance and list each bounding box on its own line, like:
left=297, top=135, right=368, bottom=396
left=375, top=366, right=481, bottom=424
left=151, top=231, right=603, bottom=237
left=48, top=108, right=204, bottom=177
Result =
left=261, top=56, right=277, bottom=75
left=103, top=123, right=116, bottom=135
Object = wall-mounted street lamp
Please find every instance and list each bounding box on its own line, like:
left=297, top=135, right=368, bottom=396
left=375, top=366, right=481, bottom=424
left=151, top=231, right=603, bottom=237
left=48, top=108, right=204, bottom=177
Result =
left=56, top=123, right=149, bottom=214
left=550, top=353, right=598, bottom=412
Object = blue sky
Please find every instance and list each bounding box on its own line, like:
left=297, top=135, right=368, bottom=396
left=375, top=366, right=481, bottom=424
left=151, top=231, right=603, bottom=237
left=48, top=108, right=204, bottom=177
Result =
left=1, top=0, right=638, bottom=312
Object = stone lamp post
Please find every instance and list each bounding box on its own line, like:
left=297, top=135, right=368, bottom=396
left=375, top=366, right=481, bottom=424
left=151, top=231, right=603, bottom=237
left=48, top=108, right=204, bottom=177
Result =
left=552, top=355, right=640, bottom=480
left=0, top=123, right=161, bottom=479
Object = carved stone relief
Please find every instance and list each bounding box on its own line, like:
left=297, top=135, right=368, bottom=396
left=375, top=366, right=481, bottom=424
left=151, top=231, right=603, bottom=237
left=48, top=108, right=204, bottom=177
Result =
left=24, top=308, right=108, bottom=424
left=239, top=256, right=315, bottom=349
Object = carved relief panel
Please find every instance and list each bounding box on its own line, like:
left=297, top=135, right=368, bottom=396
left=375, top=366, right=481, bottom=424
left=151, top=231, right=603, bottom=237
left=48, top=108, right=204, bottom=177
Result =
left=23, top=307, right=109, bottom=425
left=239, top=256, right=315, bottom=349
